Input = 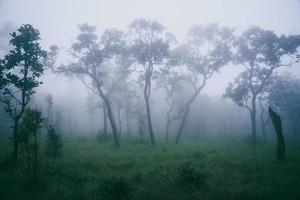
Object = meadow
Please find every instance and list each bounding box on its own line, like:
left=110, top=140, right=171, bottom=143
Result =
left=1, top=136, right=300, bottom=200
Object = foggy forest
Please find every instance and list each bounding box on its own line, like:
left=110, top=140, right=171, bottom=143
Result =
left=1, top=0, right=300, bottom=199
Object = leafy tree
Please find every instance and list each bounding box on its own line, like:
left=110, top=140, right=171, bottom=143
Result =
left=225, top=26, right=300, bottom=144
left=0, top=24, right=46, bottom=160
left=19, top=107, right=44, bottom=182
left=172, top=24, right=234, bottom=144
left=128, top=19, right=171, bottom=145
left=54, top=24, right=126, bottom=147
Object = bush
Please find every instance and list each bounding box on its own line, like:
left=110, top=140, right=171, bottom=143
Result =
left=177, top=162, right=207, bottom=191
left=46, top=125, right=63, bottom=158
left=100, top=176, right=131, bottom=200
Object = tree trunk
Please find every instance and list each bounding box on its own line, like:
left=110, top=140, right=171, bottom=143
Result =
left=166, top=113, right=170, bottom=144
left=103, top=97, right=119, bottom=147
left=250, top=95, right=257, bottom=145
left=175, top=105, right=190, bottom=144
left=144, top=74, right=156, bottom=145
left=259, top=97, right=266, bottom=143
left=33, top=131, right=38, bottom=182
left=97, top=83, right=119, bottom=147
left=269, top=107, right=285, bottom=161
left=126, top=112, right=130, bottom=138
left=12, top=118, right=20, bottom=161
left=261, top=115, right=266, bottom=143
left=118, top=107, right=122, bottom=139
left=103, top=104, right=107, bottom=136
left=174, top=79, right=206, bottom=144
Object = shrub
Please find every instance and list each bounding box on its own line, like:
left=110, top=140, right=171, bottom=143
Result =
left=177, top=162, right=207, bottom=191
left=100, top=176, right=131, bottom=200
left=46, top=125, right=63, bottom=158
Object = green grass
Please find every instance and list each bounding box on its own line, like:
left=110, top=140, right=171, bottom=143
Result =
left=1, top=137, right=300, bottom=200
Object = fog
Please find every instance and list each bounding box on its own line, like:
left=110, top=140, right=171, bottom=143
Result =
left=1, top=1, right=300, bottom=199
left=1, top=0, right=300, bottom=137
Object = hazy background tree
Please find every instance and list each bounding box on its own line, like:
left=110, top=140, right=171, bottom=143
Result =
left=55, top=24, right=126, bottom=147
left=172, top=24, right=234, bottom=144
left=128, top=19, right=171, bottom=145
left=225, top=26, right=300, bottom=144
left=157, top=68, right=184, bottom=143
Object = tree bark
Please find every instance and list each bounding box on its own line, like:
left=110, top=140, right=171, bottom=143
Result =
left=175, top=78, right=206, bottom=144
left=175, top=105, right=190, bottom=144
left=103, top=97, right=119, bottom=147
left=12, top=118, right=20, bottom=161
left=118, top=107, right=122, bottom=139
left=258, top=97, right=267, bottom=143
left=250, top=95, right=257, bottom=145
left=144, top=73, right=156, bottom=145
left=166, top=113, right=170, bottom=144
left=103, top=103, right=107, bottom=136
left=269, top=107, right=285, bottom=161
left=97, top=85, right=119, bottom=147
left=126, top=112, right=130, bottom=138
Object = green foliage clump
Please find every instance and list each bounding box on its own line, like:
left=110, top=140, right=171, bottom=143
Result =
left=177, top=162, right=207, bottom=191
left=19, top=108, right=44, bottom=183
left=100, top=176, right=131, bottom=200
left=46, top=125, right=63, bottom=158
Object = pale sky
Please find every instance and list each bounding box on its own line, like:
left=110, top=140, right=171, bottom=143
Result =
left=0, top=0, right=300, bottom=96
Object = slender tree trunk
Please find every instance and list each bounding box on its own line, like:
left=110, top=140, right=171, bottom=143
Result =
left=103, top=98, right=119, bottom=147
left=33, top=131, right=38, bottom=181
left=118, top=107, right=122, bottom=139
left=258, top=97, right=267, bottom=143
left=250, top=95, right=257, bottom=145
left=97, top=84, right=119, bottom=147
left=260, top=109, right=266, bottom=143
left=103, top=104, right=107, bottom=136
left=166, top=114, right=170, bottom=144
left=261, top=117, right=266, bottom=143
left=144, top=73, right=156, bottom=145
left=175, top=105, right=190, bottom=144
left=126, top=112, right=130, bottom=138
left=27, top=142, right=31, bottom=181
left=12, top=118, right=20, bottom=161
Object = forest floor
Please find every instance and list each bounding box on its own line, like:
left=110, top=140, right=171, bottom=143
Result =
left=1, top=136, right=300, bottom=200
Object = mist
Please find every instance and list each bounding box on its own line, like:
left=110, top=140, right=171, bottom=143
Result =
left=1, top=0, right=300, bottom=199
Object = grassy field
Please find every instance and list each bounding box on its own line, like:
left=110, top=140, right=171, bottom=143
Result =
left=1, top=137, right=300, bottom=200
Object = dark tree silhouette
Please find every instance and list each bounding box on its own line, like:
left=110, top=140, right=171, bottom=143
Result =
left=269, top=107, right=285, bottom=161
left=269, top=74, right=300, bottom=141
left=0, top=24, right=46, bottom=161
